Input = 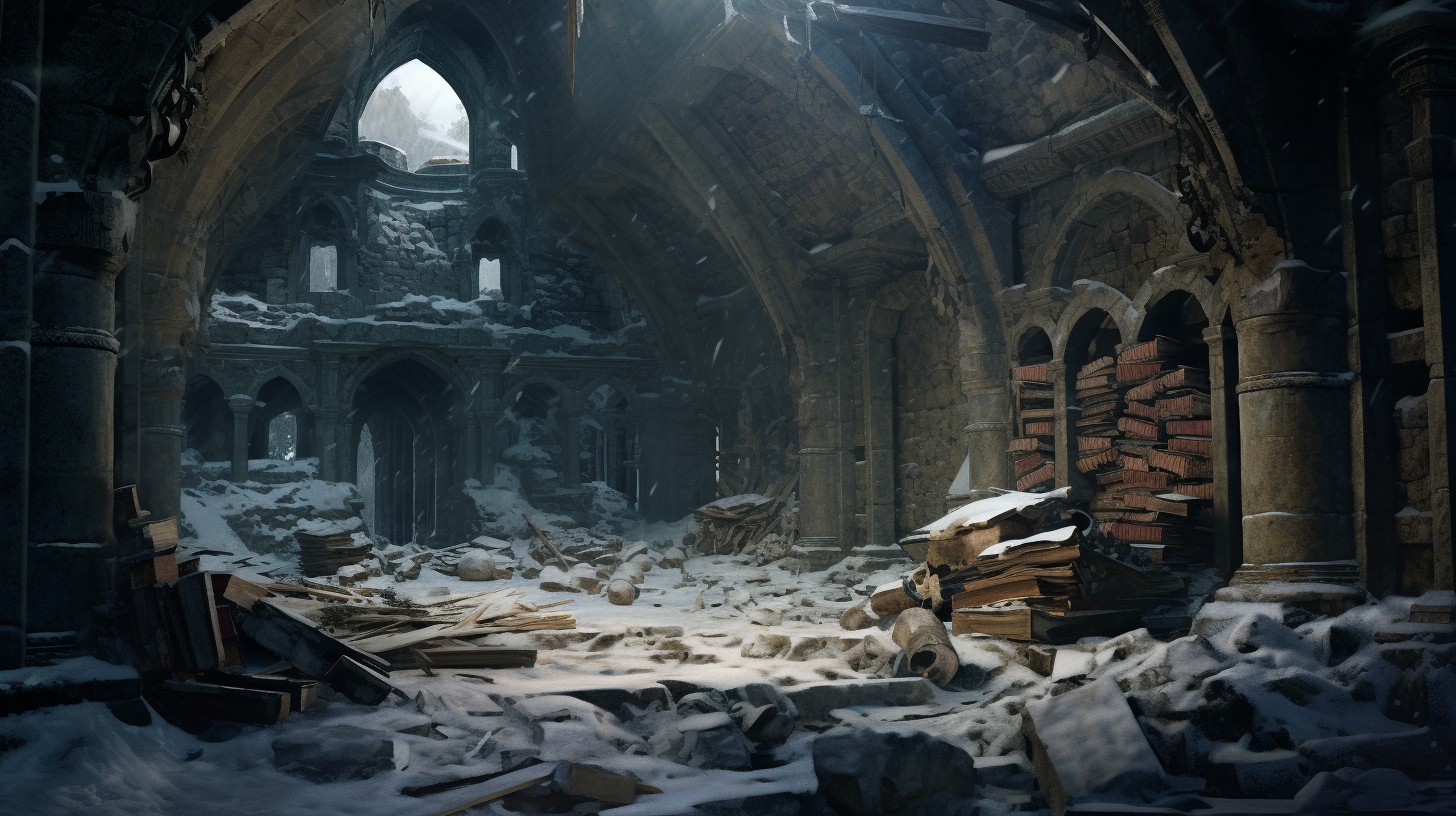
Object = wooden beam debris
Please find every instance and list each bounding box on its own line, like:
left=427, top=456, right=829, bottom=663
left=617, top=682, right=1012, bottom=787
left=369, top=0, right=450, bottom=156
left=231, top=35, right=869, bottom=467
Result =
left=810, top=2, right=991, bottom=51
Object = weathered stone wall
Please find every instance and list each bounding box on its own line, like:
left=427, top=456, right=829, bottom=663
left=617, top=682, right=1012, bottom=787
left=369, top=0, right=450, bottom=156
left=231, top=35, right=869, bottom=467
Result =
left=893, top=299, right=963, bottom=534
left=1015, top=141, right=1183, bottom=293
left=893, top=1, right=1122, bottom=152
left=359, top=190, right=467, bottom=300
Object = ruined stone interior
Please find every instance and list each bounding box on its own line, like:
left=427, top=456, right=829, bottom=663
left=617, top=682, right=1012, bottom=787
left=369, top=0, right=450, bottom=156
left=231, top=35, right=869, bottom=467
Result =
left=3, top=1, right=1456, bottom=814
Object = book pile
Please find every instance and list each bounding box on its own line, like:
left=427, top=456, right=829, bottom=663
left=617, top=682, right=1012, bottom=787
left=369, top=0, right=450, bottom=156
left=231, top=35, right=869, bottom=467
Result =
left=295, top=520, right=372, bottom=578
left=1009, top=362, right=1055, bottom=491
left=895, top=489, right=1147, bottom=644
left=1078, top=336, right=1215, bottom=566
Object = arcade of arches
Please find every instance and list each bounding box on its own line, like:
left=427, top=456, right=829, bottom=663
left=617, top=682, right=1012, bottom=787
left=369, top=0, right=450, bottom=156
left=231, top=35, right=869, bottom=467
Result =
left=3, top=0, right=1456, bottom=797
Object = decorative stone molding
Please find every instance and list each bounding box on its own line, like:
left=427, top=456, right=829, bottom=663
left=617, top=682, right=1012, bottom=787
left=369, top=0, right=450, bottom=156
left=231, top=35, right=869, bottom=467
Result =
left=29, top=326, right=120, bottom=354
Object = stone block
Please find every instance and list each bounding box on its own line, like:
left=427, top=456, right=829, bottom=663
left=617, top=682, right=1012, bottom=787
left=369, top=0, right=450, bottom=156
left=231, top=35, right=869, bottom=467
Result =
left=812, top=729, right=977, bottom=815
left=783, top=678, right=935, bottom=722
left=272, top=725, right=402, bottom=783
left=1023, top=678, right=1166, bottom=814
left=1395, top=394, right=1428, bottom=429
left=1300, top=726, right=1454, bottom=778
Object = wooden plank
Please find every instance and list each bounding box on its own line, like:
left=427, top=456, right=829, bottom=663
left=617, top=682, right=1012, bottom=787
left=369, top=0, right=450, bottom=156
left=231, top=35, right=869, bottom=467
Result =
left=414, top=647, right=537, bottom=669
left=814, top=3, right=990, bottom=51
left=402, top=760, right=546, bottom=798
left=522, top=515, right=571, bottom=569
left=232, top=596, right=392, bottom=677
left=322, top=654, right=395, bottom=705
left=173, top=572, right=225, bottom=671
left=197, top=670, right=318, bottom=712
left=151, top=680, right=289, bottom=725
left=553, top=763, right=639, bottom=805
left=219, top=574, right=270, bottom=609
left=424, top=763, right=562, bottom=816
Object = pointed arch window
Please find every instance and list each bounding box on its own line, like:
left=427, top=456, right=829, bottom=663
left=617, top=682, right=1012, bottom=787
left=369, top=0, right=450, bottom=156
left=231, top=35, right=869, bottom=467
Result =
left=359, top=59, right=469, bottom=172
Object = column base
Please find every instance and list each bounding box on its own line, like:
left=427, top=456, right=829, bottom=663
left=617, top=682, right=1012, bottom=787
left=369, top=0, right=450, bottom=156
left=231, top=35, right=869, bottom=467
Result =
left=849, top=545, right=914, bottom=572
left=791, top=538, right=846, bottom=571
left=1213, top=560, right=1367, bottom=616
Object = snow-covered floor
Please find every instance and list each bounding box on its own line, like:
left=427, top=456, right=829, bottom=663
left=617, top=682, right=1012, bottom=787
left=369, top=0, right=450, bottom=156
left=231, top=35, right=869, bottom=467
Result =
left=3, top=473, right=1450, bottom=816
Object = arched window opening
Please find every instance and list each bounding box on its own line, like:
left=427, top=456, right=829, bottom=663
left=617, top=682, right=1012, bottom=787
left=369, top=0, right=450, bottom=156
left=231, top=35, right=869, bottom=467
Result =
left=471, top=218, right=511, bottom=302
left=302, top=202, right=344, bottom=293
left=1009, top=328, right=1055, bottom=493
left=581, top=385, right=637, bottom=507
left=248, top=377, right=312, bottom=462
left=359, top=59, right=468, bottom=172
left=267, top=411, right=298, bottom=460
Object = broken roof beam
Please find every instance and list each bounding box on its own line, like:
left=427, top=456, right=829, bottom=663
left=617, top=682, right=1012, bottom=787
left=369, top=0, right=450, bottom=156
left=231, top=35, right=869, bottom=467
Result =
left=810, top=3, right=991, bottom=51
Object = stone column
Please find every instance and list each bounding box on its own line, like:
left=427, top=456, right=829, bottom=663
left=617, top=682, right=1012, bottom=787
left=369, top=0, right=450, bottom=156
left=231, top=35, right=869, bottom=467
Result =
left=137, top=270, right=196, bottom=521
left=793, top=358, right=850, bottom=569
left=1377, top=15, right=1456, bottom=589
left=27, top=191, right=134, bottom=634
left=1223, top=262, right=1362, bottom=609
left=1049, top=360, right=1076, bottom=493
left=960, top=344, right=1012, bottom=501
left=228, top=394, right=253, bottom=482
left=862, top=317, right=897, bottom=549
left=0, top=0, right=42, bottom=668
left=1204, top=325, right=1244, bottom=577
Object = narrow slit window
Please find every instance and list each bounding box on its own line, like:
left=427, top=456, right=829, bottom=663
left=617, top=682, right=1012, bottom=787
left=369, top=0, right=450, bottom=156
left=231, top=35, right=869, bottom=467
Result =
left=309, top=243, right=338, bottom=292
left=478, top=257, right=501, bottom=297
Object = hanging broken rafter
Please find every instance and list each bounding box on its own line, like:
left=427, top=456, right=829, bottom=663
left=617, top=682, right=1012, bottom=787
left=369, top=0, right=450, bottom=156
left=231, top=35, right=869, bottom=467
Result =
left=807, top=2, right=991, bottom=52
left=567, top=0, right=585, bottom=93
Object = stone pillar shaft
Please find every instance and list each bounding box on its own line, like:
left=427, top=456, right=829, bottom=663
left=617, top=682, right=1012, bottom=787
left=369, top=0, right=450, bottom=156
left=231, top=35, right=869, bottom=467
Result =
left=1204, top=325, right=1243, bottom=577
left=0, top=0, right=42, bottom=668
left=228, top=395, right=253, bottom=482
left=960, top=345, right=1012, bottom=502
left=1231, top=262, right=1359, bottom=597
left=1389, top=26, right=1456, bottom=589
left=27, top=192, right=133, bottom=634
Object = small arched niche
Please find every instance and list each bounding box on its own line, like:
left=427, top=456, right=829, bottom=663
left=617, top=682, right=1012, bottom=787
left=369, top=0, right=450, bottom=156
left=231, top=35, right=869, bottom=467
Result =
left=358, top=59, right=469, bottom=172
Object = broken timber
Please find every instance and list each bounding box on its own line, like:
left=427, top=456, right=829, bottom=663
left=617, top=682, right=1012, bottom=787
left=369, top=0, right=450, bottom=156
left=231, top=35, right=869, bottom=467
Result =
left=810, top=3, right=990, bottom=51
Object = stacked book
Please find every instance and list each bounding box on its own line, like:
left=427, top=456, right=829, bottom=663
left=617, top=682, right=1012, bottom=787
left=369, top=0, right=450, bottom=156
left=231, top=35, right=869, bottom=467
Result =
left=895, top=489, right=1147, bottom=644
left=1009, top=362, right=1055, bottom=492
left=294, top=520, right=372, bottom=578
left=1083, top=336, right=1215, bottom=565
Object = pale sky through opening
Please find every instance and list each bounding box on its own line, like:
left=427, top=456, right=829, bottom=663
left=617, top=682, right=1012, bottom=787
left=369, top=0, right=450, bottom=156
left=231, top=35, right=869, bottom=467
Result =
left=373, top=59, right=466, bottom=133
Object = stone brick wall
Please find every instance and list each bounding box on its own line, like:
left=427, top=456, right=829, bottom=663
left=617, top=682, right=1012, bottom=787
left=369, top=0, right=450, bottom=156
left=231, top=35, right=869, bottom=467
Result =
left=1014, top=141, right=1182, bottom=294
left=893, top=298, right=964, bottom=533
left=1394, top=394, right=1434, bottom=595
left=358, top=191, right=467, bottom=299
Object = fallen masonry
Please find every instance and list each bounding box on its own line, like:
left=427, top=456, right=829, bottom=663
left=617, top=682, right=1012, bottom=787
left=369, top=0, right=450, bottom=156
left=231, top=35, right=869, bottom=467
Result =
left=3, top=488, right=1456, bottom=815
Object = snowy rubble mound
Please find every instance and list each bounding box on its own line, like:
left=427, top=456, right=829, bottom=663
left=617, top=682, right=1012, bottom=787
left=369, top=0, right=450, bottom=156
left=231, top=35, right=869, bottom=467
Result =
left=7, top=468, right=1454, bottom=815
